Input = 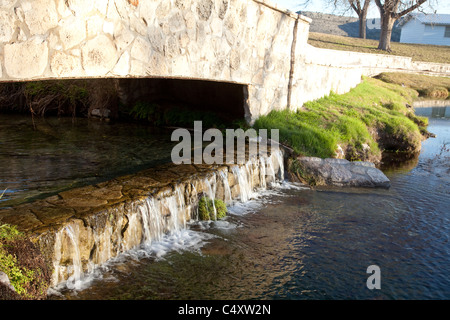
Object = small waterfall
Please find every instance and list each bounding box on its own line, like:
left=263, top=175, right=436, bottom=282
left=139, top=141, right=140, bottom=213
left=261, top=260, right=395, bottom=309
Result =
left=140, top=198, right=163, bottom=243
left=63, top=225, right=83, bottom=290
left=266, top=157, right=276, bottom=185
left=273, top=149, right=285, bottom=181
left=51, top=230, right=63, bottom=287
left=203, top=176, right=217, bottom=220
left=259, top=157, right=267, bottom=190
left=219, top=170, right=233, bottom=205
left=137, top=184, right=188, bottom=246
left=231, top=165, right=252, bottom=202
left=164, top=185, right=188, bottom=233
left=48, top=149, right=285, bottom=289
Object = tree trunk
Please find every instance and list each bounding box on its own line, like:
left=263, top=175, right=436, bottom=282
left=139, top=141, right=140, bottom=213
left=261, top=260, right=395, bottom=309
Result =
left=378, top=14, right=395, bottom=51
left=359, top=14, right=367, bottom=39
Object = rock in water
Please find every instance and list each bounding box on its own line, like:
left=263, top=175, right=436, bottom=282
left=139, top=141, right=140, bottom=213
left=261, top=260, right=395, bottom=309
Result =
left=293, top=157, right=390, bottom=188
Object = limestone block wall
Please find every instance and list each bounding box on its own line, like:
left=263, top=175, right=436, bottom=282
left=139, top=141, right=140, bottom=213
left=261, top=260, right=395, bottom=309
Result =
left=288, top=27, right=364, bottom=109
left=304, top=44, right=450, bottom=77
left=289, top=42, right=450, bottom=108
left=410, top=61, right=450, bottom=75
left=304, top=44, right=413, bottom=71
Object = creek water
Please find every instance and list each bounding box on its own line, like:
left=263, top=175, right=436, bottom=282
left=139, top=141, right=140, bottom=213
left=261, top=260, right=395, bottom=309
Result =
left=0, top=115, right=177, bottom=208
left=1, top=106, right=449, bottom=300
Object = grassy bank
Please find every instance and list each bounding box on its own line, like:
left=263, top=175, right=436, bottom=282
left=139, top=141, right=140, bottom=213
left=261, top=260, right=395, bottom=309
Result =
left=253, top=77, right=428, bottom=164
left=308, top=32, right=450, bottom=64
left=0, top=223, right=50, bottom=300
left=375, top=72, right=450, bottom=99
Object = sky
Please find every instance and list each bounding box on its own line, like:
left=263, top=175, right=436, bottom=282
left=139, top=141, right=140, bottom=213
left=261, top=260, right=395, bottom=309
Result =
left=272, top=0, right=450, bottom=18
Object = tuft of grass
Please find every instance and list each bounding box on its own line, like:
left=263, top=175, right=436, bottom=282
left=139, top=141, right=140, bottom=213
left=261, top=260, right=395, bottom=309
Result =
left=308, top=32, right=450, bottom=64
left=253, top=77, right=425, bottom=163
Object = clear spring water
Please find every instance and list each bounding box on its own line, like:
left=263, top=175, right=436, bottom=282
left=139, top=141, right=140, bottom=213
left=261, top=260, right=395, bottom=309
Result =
left=49, top=106, right=449, bottom=300
left=0, top=115, right=177, bottom=208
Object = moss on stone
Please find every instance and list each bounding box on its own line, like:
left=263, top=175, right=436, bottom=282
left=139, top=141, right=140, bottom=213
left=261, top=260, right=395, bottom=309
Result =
left=197, top=196, right=227, bottom=221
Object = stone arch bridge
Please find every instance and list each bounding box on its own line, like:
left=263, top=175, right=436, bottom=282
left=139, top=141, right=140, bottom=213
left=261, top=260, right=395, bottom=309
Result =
left=1, top=0, right=440, bottom=122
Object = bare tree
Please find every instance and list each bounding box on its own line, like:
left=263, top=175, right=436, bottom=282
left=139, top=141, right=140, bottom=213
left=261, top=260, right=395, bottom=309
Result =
left=347, top=0, right=372, bottom=38
left=375, top=0, right=428, bottom=51
left=300, top=0, right=373, bottom=38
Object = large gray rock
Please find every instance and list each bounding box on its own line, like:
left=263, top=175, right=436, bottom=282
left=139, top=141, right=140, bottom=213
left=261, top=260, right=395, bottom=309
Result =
left=294, top=157, right=390, bottom=188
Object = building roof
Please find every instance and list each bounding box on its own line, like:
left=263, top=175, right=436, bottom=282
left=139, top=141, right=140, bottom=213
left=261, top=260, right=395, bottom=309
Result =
left=399, top=13, right=450, bottom=27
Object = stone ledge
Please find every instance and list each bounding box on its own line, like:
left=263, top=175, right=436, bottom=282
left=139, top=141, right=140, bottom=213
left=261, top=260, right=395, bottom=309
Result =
left=0, top=149, right=284, bottom=286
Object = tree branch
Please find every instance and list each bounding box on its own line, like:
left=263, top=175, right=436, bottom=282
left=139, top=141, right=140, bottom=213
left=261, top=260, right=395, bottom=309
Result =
left=396, top=0, right=428, bottom=18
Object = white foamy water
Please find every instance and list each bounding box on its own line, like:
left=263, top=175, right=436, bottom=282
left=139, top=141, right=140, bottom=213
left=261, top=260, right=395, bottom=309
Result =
left=49, top=226, right=215, bottom=295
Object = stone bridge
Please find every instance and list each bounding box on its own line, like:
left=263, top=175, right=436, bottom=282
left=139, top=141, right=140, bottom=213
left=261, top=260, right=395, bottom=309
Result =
left=1, top=0, right=446, bottom=122
left=0, top=0, right=348, bottom=122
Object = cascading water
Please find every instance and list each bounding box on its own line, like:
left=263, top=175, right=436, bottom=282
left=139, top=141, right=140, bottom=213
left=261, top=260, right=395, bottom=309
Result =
left=203, top=175, right=218, bottom=220
left=62, top=225, right=83, bottom=290
left=49, top=149, right=285, bottom=290
left=219, top=170, right=233, bottom=205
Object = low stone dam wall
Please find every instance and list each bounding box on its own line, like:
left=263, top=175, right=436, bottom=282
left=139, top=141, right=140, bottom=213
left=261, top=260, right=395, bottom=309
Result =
left=0, top=149, right=284, bottom=288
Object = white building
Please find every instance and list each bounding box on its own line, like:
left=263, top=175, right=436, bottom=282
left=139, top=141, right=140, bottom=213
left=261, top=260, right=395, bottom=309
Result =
left=399, top=13, right=450, bottom=46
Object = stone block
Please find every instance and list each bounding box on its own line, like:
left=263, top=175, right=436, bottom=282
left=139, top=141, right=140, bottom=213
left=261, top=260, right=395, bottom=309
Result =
left=81, top=35, right=118, bottom=76
left=130, top=36, right=152, bottom=63
left=0, top=10, right=15, bottom=43
left=55, top=0, right=73, bottom=18
left=215, top=0, right=229, bottom=19
left=184, top=11, right=197, bottom=30
left=114, top=27, right=135, bottom=53
left=169, top=12, right=185, bottom=33
left=67, top=0, right=95, bottom=17
left=112, top=51, right=130, bottom=76
left=130, top=59, right=149, bottom=76
left=86, top=15, right=103, bottom=38
left=197, top=0, right=214, bottom=21
left=59, top=16, right=87, bottom=50
left=22, top=0, right=58, bottom=35
left=130, top=14, right=147, bottom=36
left=0, top=0, right=17, bottom=8
left=94, top=0, right=109, bottom=16
left=4, top=37, right=49, bottom=79
left=210, top=17, right=223, bottom=37
left=50, top=51, right=83, bottom=77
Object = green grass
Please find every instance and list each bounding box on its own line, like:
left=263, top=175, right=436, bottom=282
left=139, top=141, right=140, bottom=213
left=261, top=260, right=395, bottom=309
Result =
left=0, top=224, right=35, bottom=298
left=253, top=77, right=426, bottom=163
left=308, top=32, right=450, bottom=64
left=375, top=72, right=450, bottom=99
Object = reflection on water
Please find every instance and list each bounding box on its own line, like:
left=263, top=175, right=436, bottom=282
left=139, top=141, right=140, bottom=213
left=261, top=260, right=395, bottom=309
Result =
left=50, top=106, right=450, bottom=300
left=0, top=115, right=176, bottom=208
left=415, top=106, right=450, bottom=119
